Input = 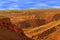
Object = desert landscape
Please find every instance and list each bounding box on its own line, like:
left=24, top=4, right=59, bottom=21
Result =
left=0, top=9, right=60, bottom=40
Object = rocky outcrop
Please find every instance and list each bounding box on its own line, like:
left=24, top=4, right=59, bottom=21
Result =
left=0, top=16, right=33, bottom=40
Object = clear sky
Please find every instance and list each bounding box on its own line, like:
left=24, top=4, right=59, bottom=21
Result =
left=0, top=0, right=60, bottom=10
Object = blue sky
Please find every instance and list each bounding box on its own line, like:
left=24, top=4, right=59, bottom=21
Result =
left=0, top=0, right=60, bottom=10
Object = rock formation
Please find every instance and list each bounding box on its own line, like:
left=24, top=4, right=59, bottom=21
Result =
left=0, top=16, right=33, bottom=40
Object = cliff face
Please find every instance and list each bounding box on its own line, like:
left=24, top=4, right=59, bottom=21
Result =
left=0, top=16, right=33, bottom=40
left=0, top=9, right=60, bottom=40
left=0, top=16, right=18, bottom=40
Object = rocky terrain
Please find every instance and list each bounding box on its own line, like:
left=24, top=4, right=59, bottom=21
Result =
left=0, top=9, right=60, bottom=40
